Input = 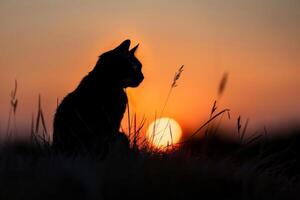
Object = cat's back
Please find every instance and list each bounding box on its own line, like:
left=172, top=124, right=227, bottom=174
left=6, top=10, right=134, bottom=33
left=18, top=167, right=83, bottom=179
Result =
left=56, top=75, right=95, bottom=111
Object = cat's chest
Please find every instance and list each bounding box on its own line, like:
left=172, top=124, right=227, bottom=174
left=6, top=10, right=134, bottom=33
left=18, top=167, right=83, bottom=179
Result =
left=93, top=89, right=127, bottom=112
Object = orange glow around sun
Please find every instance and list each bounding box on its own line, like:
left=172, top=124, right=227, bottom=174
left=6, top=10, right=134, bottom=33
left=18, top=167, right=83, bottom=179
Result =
left=146, top=117, right=182, bottom=148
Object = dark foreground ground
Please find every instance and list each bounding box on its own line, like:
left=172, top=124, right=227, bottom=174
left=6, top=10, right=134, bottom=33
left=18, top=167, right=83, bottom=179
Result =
left=1, top=128, right=300, bottom=200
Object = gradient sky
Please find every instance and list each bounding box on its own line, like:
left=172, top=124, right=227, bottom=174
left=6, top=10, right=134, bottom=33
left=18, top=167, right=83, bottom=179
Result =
left=0, top=0, right=299, bottom=138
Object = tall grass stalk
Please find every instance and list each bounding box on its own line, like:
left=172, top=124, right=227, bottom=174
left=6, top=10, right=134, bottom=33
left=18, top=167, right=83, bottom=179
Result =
left=30, top=94, right=50, bottom=147
left=160, top=65, right=184, bottom=118
left=125, top=96, right=146, bottom=149
left=6, top=80, right=18, bottom=139
left=204, top=72, right=229, bottom=138
left=218, top=72, right=228, bottom=98
left=180, top=108, right=230, bottom=144
left=235, top=116, right=262, bottom=145
left=155, top=65, right=184, bottom=147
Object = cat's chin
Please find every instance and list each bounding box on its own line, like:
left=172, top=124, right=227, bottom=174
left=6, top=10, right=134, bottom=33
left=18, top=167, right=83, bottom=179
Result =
left=128, top=82, right=142, bottom=88
left=123, top=81, right=142, bottom=88
left=122, top=76, right=144, bottom=88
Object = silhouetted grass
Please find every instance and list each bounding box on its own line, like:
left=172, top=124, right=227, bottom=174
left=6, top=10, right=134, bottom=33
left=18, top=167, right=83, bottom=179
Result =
left=6, top=80, right=18, bottom=139
left=30, top=94, right=50, bottom=148
left=1, top=128, right=300, bottom=200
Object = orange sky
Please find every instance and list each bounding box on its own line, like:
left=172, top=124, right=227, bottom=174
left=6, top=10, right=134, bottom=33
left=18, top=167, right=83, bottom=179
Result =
left=0, top=0, right=299, bottom=138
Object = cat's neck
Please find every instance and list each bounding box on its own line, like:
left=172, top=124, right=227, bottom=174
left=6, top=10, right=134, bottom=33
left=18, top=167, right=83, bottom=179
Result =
left=76, top=71, right=124, bottom=93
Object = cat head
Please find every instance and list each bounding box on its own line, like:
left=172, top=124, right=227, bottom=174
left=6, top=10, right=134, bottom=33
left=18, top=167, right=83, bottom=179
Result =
left=94, top=40, right=144, bottom=88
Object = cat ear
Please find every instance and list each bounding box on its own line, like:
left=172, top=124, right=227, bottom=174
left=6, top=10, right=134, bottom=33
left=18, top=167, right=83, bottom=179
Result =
left=129, top=44, right=139, bottom=54
left=115, top=39, right=131, bottom=53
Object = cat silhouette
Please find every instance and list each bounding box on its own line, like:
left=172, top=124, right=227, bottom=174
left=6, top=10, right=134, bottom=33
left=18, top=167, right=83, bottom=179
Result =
left=52, top=40, right=143, bottom=155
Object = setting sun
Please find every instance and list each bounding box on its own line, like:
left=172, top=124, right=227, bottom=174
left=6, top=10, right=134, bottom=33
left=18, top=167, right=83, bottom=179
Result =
left=146, top=117, right=182, bottom=148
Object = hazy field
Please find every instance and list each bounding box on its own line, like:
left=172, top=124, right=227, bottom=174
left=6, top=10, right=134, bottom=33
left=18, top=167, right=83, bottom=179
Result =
left=0, top=126, right=299, bottom=200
